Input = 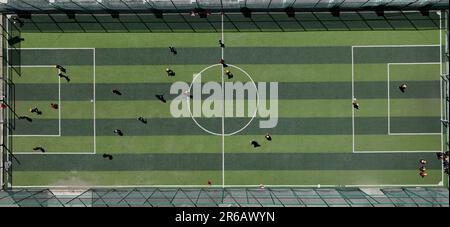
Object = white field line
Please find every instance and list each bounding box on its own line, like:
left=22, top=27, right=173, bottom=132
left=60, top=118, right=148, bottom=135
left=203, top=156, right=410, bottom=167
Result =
left=15, top=152, right=95, bottom=155
left=93, top=48, right=96, bottom=155
left=387, top=63, right=391, bottom=133
left=388, top=133, right=442, bottom=136
left=387, top=63, right=441, bottom=138
left=351, top=47, right=355, bottom=153
left=352, top=45, right=440, bottom=48
left=354, top=150, right=442, bottom=153
left=352, top=45, right=442, bottom=153
left=7, top=48, right=95, bottom=50
left=9, top=66, right=60, bottom=137
left=10, top=49, right=96, bottom=155
left=8, top=65, right=56, bottom=68
left=221, top=12, right=225, bottom=188
left=59, top=72, right=61, bottom=136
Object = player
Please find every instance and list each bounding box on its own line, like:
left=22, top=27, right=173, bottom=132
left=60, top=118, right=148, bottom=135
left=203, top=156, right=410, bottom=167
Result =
left=169, top=46, right=177, bottom=55
left=55, top=64, right=66, bottom=73
left=399, top=83, right=407, bottom=93
left=265, top=133, right=272, bottom=141
left=420, top=159, right=427, bottom=165
left=419, top=171, right=427, bottom=178
left=207, top=180, right=212, bottom=186
left=155, top=94, right=167, bottom=103
left=112, top=89, right=122, bottom=96
left=225, top=70, right=233, bottom=79
left=50, top=103, right=59, bottom=110
left=29, top=107, right=42, bottom=115
left=166, top=68, right=175, bottom=76
left=352, top=98, right=359, bottom=110
left=113, top=129, right=123, bottom=136
left=138, top=116, right=147, bottom=124
left=219, top=58, right=228, bottom=67
left=1, top=103, right=7, bottom=109
left=102, top=153, right=113, bottom=160
left=251, top=140, right=261, bottom=148
left=58, top=72, right=70, bottom=82
left=183, top=90, right=193, bottom=99
left=219, top=40, right=225, bottom=48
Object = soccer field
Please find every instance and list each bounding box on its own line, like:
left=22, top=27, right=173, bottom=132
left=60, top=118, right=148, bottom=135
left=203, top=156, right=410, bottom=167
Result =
left=5, top=12, right=448, bottom=188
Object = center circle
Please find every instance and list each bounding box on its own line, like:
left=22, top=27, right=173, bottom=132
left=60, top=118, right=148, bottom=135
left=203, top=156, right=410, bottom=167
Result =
left=187, top=64, right=259, bottom=136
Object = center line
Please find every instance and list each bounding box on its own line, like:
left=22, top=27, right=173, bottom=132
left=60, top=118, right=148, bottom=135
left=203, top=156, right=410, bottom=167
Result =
left=221, top=12, right=225, bottom=188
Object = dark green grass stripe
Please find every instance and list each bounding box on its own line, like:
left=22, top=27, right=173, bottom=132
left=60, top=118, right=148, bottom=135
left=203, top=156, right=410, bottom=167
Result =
left=13, top=152, right=440, bottom=171
left=15, top=81, right=440, bottom=100
left=13, top=117, right=440, bottom=136
left=11, top=46, right=439, bottom=65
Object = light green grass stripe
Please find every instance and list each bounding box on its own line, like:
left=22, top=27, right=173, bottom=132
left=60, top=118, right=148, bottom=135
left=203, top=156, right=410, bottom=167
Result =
left=21, top=30, right=439, bottom=48
left=12, top=65, right=93, bottom=84
left=12, top=171, right=222, bottom=186
left=13, top=63, right=441, bottom=84
left=224, top=170, right=442, bottom=186
left=13, top=136, right=94, bottom=153
left=12, top=170, right=441, bottom=186
left=14, top=99, right=441, bottom=119
left=12, top=134, right=440, bottom=154
left=355, top=134, right=441, bottom=151
left=15, top=101, right=94, bottom=120
left=357, top=98, right=441, bottom=118
left=356, top=63, right=441, bottom=82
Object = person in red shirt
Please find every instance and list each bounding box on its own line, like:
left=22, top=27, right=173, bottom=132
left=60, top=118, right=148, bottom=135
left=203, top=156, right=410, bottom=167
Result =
left=50, top=103, right=58, bottom=110
left=207, top=180, right=212, bottom=186
left=419, top=171, right=427, bottom=178
left=219, top=58, right=228, bottom=67
left=1, top=103, right=7, bottom=109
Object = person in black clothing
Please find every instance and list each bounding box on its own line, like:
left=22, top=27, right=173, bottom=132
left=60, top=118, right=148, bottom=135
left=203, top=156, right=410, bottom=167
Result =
left=113, top=129, right=123, bottom=136
left=58, top=73, right=70, bottom=82
left=251, top=140, right=261, bottom=148
left=169, top=46, right=178, bottom=55
left=166, top=68, right=175, bottom=76
left=103, top=153, right=113, bottom=160
left=225, top=70, right=234, bottom=79
left=112, top=89, right=122, bottom=96
left=138, top=116, right=147, bottom=124
left=156, top=94, right=167, bottom=103
left=29, top=107, right=42, bottom=115
left=219, top=40, right=225, bottom=48
left=265, top=133, right=272, bottom=141
left=399, top=83, right=407, bottom=93
left=55, top=64, right=66, bottom=73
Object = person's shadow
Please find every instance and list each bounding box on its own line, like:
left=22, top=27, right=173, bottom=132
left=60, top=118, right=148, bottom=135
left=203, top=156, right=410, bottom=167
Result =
left=8, top=36, right=24, bottom=45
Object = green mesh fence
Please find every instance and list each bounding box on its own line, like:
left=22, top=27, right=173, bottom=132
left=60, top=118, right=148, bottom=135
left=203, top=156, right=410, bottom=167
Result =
left=0, top=187, right=448, bottom=207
